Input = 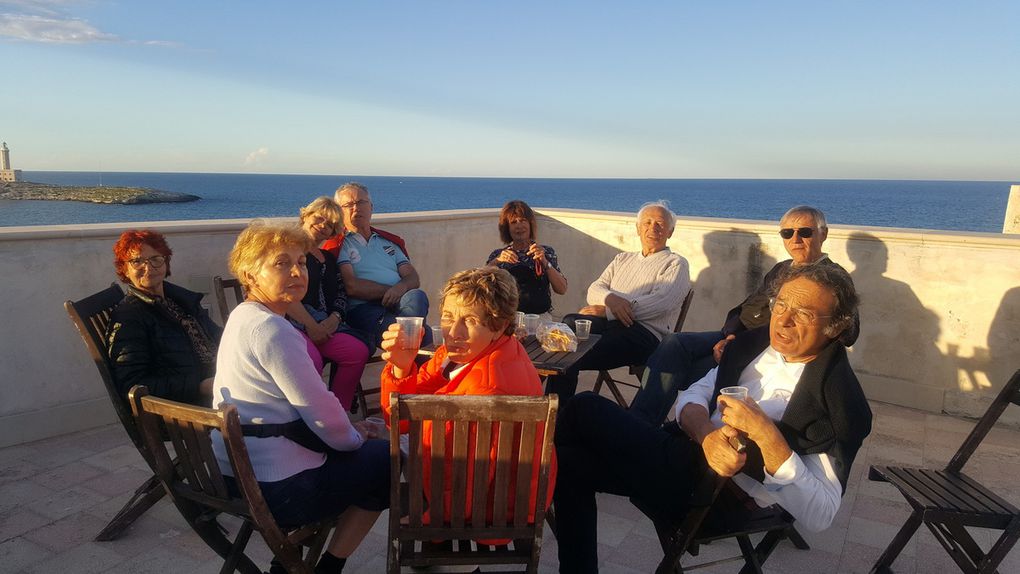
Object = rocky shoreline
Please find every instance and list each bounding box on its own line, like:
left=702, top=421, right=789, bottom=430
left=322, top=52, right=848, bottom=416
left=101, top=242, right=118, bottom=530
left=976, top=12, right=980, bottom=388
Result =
left=0, top=181, right=200, bottom=204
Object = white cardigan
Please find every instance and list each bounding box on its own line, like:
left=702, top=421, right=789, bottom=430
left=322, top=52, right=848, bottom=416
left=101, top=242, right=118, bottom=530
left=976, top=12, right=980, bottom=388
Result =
left=212, top=302, right=364, bottom=482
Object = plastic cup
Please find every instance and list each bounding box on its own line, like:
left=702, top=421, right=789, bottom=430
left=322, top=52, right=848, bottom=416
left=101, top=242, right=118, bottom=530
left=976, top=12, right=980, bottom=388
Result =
left=719, top=386, right=748, bottom=402
left=524, top=313, right=540, bottom=336
left=396, top=317, right=424, bottom=351
left=719, top=386, right=749, bottom=453
left=515, top=311, right=526, bottom=328
left=431, top=326, right=444, bottom=346
left=574, top=319, right=592, bottom=340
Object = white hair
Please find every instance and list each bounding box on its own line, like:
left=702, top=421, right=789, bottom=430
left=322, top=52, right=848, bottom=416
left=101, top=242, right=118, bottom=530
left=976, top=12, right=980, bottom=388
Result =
left=781, top=205, right=827, bottom=230
left=637, top=200, right=676, bottom=231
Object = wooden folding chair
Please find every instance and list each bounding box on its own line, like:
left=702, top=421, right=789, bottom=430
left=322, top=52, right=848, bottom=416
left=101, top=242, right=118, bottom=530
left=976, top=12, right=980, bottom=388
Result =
left=129, top=385, right=336, bottom=574
left=633, top=470, right=809, bottom=574
left=65, top=283, right=166, bottom=541
left=869, top=369, right=1020, bottom=574
left=213, top=275, right=245, bottom=323
left=387, top=393, right=558, bottom=573
left=593, top=288, right=694, bottom=408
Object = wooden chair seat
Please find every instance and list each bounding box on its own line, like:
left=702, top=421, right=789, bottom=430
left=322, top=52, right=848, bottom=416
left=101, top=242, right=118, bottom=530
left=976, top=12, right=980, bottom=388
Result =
left=868, top=369, right=1020, bottom=574
left=869, top=466, right=1018, bottom=529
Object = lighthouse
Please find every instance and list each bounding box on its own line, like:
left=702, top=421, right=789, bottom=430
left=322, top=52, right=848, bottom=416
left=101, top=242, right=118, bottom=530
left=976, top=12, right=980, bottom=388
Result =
left=1, top=142, right=24, bottom=182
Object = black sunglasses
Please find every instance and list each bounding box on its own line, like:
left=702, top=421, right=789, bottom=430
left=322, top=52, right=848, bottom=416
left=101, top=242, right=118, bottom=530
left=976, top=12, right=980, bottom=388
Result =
left=779, top=227, right=815, bottom=239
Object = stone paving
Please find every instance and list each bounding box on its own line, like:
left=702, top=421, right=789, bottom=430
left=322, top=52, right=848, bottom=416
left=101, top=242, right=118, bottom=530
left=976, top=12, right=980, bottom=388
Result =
left=3, top=369, right=1020, bottom=573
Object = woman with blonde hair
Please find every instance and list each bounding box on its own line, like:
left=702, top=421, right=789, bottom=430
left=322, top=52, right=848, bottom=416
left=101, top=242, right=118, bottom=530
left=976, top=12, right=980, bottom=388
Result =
left=290, top=196, right=372, bottom=410
left=213, top=221, right=388, bottom=574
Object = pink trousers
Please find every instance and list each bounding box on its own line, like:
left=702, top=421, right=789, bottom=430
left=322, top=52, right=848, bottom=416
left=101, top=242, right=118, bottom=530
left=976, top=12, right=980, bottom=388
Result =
left=301, top=331, right=371, bottom=411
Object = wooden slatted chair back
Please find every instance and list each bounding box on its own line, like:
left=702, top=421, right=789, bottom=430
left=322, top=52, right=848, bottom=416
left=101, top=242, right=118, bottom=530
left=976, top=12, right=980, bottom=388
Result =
left=387, top=393, right=558, bottom=574
left=64, top=284, right=136, bottom=442
left=947, top=369, right=1020, bottom=473
left=129, top=386, right=331, bottom=574
left=213, top=275, right=245, bottom=323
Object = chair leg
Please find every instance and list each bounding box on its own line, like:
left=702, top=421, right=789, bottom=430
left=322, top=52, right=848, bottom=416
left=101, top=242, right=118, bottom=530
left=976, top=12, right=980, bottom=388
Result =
left=176, top=498, right=262, bottom=574
left=869, top=510, right=922, bottom=574
left=219, top=519, right=254, bottom=574
left=735, top=534, right=764, bottom=574
left=94, top=472, right=166, bottom=541
left=786, top=525, right=810, bottom=550
left=978, top=517, right=1020, bottom=574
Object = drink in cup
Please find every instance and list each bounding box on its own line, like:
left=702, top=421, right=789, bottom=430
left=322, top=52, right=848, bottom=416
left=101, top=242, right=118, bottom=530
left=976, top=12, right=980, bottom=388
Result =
left=574, top=319, right=592, bottom=340
left=515, top=311, right=525, bottom=328
left=523, top=313, right=540, bottom=336
left=719, top=386, right=749, bottom=453
left=431, top=325, right=444, bottom=346
left=396, top=317, right=424, bottom=351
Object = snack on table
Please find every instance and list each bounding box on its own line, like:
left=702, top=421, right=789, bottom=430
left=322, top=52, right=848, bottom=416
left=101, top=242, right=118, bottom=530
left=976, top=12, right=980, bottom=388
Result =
left=539, top=322, right=578, bottom=353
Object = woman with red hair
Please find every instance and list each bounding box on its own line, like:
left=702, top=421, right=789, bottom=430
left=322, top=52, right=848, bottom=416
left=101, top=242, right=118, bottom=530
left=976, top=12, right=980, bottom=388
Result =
left=106, top=229, right=222, bottom=405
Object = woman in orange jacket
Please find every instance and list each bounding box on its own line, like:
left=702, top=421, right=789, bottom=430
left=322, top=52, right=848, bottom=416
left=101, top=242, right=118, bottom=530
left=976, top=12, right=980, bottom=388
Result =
left=379, top=267, right=555, bottom=533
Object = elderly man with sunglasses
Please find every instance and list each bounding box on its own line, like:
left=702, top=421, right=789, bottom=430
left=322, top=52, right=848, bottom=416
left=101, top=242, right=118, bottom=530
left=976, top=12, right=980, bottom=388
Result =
left=629, top=205, right=859, bottom=425
left=553, top=263, right=871, bottom=574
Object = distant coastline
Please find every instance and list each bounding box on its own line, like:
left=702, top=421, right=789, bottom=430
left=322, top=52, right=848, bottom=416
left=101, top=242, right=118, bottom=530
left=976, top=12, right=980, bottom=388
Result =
left=0, top=180, right=200, bottom=205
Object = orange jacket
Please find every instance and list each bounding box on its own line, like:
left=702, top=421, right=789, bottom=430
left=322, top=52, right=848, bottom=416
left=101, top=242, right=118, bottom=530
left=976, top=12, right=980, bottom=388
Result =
left=381, top=335, right=556, bottom=534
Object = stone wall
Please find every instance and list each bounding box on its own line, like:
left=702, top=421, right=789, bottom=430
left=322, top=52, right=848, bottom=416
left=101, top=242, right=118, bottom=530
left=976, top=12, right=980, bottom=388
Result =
left=1, top=208, right=1018, bottom=447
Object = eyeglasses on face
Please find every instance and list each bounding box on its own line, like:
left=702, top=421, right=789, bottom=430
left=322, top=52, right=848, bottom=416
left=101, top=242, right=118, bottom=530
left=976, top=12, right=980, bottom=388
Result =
left=779, top=227, right=815, bottom=239
left=768, top=297, right=831, bottom=325
left=127, top=255, right=166, bottom=270
left=339, top=199, right=371, bottom=210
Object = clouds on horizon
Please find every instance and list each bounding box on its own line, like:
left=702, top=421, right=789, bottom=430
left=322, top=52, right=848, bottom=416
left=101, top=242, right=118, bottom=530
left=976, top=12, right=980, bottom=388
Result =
left=244, top=147, right=269, bottom=167
left=0, top=0, right=174, bottom=45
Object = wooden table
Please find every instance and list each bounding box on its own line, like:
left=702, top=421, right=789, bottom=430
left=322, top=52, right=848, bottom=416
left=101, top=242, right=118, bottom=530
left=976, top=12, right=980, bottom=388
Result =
left=519, top=333, right=601, bottom=377
left=417, top=334, right=600, bottom=377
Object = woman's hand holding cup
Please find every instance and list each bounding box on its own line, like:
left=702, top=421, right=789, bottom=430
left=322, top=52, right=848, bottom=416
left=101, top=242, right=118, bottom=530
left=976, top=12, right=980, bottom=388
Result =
left=381, top=322, right=420, bottom=377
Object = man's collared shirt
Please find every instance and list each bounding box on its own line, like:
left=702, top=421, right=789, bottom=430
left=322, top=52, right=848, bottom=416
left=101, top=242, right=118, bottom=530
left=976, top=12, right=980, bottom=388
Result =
left=337, top=230, right=410, bottom=307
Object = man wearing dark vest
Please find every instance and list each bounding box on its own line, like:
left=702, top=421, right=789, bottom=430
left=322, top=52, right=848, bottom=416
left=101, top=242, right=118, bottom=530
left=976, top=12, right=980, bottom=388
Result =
left=552, top=263, right=872, bottom=574
left=630, top=205, right=860, bottom=425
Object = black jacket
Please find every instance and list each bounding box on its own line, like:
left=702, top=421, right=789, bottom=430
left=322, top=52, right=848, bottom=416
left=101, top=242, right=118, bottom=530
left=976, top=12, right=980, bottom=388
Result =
left=106, top=282, right=222, bottom=405
left=708, top=326, right=872, bottom=492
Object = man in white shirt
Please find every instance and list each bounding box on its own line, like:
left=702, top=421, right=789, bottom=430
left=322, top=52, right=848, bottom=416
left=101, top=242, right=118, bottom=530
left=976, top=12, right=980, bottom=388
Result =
left=553, top=263, right=871, bottom=574
left=545, top=201, right=691, bottom=401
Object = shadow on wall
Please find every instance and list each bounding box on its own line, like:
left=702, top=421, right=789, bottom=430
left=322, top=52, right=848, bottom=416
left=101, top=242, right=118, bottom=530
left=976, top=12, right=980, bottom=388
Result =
left=846, top=232, right=953, bottom=390
left=987, top=287, right=1020, bottom=390
left=686, top=229, right=778, bottom=330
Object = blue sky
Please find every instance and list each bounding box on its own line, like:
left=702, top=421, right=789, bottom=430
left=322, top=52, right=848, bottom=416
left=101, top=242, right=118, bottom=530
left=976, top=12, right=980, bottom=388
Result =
left=1, top=1, right=1017, bottom=179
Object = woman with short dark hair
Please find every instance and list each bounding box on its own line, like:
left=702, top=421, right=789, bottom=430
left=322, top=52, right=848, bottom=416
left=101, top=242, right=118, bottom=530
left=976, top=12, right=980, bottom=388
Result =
left=486, top=200, right=567, bottom=315
left=107, top=229, right=222, bottom=405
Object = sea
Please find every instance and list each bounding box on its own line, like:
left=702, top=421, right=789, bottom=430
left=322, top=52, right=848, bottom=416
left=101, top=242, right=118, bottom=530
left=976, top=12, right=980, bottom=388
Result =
left=0, top=172, right=1013, bottom=233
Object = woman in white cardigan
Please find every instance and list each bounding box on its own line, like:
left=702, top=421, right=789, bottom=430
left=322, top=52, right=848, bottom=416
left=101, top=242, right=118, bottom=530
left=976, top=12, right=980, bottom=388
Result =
left=212, top=221, right=388, bottom=574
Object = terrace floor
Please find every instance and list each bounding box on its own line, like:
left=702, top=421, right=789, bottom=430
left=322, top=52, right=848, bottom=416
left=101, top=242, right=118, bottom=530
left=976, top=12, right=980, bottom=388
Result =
left=3, top=367, right=1020, bottom=574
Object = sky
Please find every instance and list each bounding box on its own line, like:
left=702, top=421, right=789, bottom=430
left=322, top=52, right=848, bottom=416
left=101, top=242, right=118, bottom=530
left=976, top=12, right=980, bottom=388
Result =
left=1, top=1, right=1018, bottom=180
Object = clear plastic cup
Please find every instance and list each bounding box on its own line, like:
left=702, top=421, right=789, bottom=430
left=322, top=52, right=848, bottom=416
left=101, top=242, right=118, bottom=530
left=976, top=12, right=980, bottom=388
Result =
left=431, top=325, right=444, bottom=346
left=574, top=319, right=592, bottom=340
left=719, top=386, right=749, bottom=453
left=396, top=316, right=424, bottom=351
left=523, top=313, right=540, bottom=336
left=719, top=386, right=748, bottom=402
left=515, top=311, right=526, bottom=328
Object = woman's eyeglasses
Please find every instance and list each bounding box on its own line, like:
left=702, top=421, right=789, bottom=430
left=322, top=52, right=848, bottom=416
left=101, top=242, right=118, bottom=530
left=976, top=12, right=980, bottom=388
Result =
left=127, top=255, right=166, bottom=269
left=779, top=227, right=815, bottom=239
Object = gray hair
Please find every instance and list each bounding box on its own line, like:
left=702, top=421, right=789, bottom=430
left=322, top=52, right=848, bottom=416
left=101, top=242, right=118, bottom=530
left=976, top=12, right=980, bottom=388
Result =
left=779, top=262, right=859, bottom=340
left=637, top=200, right=676, bottom=231
left=334, top=181, right=370, bottom=202
left=781, top=205, right=827, bottom=230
